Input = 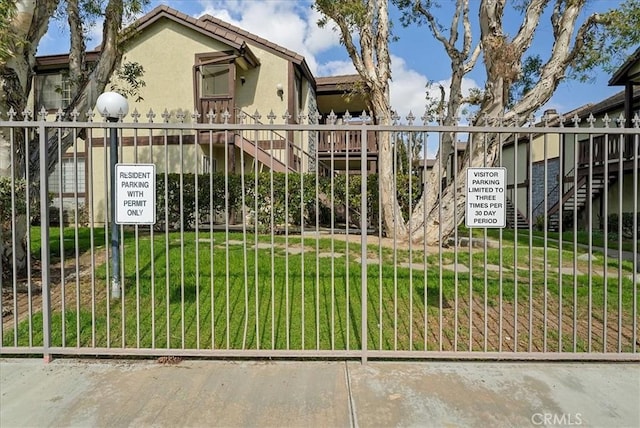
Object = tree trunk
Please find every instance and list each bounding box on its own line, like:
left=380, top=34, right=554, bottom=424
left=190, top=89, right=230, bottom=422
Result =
left=0, top=1, right=58, bottom=281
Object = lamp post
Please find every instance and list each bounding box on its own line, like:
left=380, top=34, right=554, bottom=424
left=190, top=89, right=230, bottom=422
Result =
left=95, top=92, right=129, bottom=300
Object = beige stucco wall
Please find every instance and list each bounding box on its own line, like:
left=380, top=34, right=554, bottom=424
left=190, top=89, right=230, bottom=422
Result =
left=502, top=139, right=529, bottom=215
left=592, top=171, right=640, bottom=219
left=531, top=133, right=560, bottom=162
left=118, top=18, right=300, bottom=125
left=115, top=16, right=311, bottom=165
left=120, top=19, right=228, bottom=122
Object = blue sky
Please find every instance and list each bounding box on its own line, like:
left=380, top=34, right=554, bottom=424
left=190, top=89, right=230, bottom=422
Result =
left=38, top=0, right=628, bottom=121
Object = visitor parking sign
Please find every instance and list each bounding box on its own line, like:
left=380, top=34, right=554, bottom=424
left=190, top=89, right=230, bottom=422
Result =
left=115, top=164, right=156, bottom=225
left=466, top=167, right=506, bottom=228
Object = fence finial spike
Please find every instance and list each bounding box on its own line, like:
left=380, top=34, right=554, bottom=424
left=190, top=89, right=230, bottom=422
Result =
left=406, top=111, right=415, bottom=125
left=616, top=112, right=625, bottom=127
left=222, top=109, right=231, bottom=124
left=327, top=110, right=337, bottom=125
left=632, top=113, right=640, bottom=128
left=343, top=110, right=351, bottom=122
left=558, top=114, right=566, bottom=128
left=602, top=113, right=610, bottom=128
left=586, top=113, right=596, bottom=127
left=176, top=109, right=186, bottom=123
left=8, top=107, right=16, bottom=121
left=146, top=109, right=156, bottom=123
left=191, top=109, right=201, bottom=122
left=236, top=109, right=245, bottom=124
left=206, top=109, right=215, bottom=124
left=162, top=108, right=171, bottom=123
left=571, top=113, right=581, bottom=127
left=282, top=110, right=291, bottom=123
left=39, top=107, right=48, bottom=122
left=267, top=110, right=276, bottom=124
left=22, top=108, right=32, bottom=122
left=130, top=108, right=140, bottom=123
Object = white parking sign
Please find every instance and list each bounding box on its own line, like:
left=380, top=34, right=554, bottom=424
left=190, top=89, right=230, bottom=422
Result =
left=466, top=167, right=506, bottom=228
left=115, top=164, right=156, bottom=225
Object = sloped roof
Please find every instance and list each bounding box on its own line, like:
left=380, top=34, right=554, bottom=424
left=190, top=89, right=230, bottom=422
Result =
left=35, top=5, right=364, bottom=98
left=609, top=46, right=640, bottom=86
left=316, top=75, right=365, bottom=94
left=127, top=5, right=322, bottom=84
left=125, top=6, right=260, bottom=68
left=198, top=13, right=306, bottom=65
left=572, top=87, right=640, bottom=119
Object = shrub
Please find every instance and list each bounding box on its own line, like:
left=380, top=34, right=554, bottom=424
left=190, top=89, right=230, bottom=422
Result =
left=607, top=212, right=640, bottom=238
left=150, top=171, right=424, bottom=233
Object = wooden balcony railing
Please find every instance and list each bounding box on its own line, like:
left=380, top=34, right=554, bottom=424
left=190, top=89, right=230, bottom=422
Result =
left=199, top=97, right=234, bottom=123
left=578, top=135, right=637, bottom=166
left=317, top=130, right=378, bottom=154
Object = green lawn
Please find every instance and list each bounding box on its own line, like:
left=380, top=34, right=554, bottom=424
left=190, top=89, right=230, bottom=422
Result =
left=4, top=227, right=638, bottom=353
left=461, top=226, right=639, bottom=253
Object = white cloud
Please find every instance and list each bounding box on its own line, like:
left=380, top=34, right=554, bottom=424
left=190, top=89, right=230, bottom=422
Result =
left=389, top=55, right=430, bottom=120
left=194, top=0, right=341, bottom=74
left=304, top=7, right=341, bottom=55
left=317, top=60, right=356, bottom=77
left=389, top=55, right=480, bottom=121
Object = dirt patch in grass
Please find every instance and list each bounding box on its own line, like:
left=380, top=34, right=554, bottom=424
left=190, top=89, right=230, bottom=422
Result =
left=2, top=248, right=108, bottom=333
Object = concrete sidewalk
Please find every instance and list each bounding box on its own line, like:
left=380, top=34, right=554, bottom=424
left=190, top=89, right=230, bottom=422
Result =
left=1, top=358, right=638, bottom=427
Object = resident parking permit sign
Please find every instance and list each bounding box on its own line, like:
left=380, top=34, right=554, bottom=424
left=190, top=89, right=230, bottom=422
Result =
left=115, top=164, right=156, bottom=225
left=466, top=167, right=506, bottom=228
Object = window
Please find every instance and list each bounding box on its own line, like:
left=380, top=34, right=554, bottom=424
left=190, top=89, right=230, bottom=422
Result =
left=49, top=157, right=85, bottom=194
left=35, top=73, right=72, bottom=111
left=201, top=64, right=230, bottom=97
left=202, top=155, right=217, bottom=173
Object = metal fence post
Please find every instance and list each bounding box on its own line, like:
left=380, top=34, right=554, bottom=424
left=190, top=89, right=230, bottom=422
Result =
left=38, top=122, right=52, bottom=362
left=360, top=121, right=368, bottom=364
left=109, top=122, right=121, bottom=299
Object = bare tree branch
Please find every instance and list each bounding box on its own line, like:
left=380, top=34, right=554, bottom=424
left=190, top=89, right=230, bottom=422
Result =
left=463, top=42, right=481, bottom=74
left=511, top=0, right=550, bottom=57
left=461, top=0, right=472, bottom=55
left=413, top=0, right=452, bottom=53
left=449, top=0, right=462, bottom=47
left=67, top=0, right=87, bottom=90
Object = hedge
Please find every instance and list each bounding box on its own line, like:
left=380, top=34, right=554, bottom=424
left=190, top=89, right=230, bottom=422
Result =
left=152, top=172, right=423, bottom=232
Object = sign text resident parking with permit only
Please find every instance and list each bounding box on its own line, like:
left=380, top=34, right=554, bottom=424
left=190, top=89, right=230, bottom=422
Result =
left=115, top=163, right=156, bottom=225
left=466, top=167, right=506, bottom=228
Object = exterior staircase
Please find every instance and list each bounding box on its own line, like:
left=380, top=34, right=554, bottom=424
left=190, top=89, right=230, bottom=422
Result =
left=547, top=173, right=613, bottom=231
left=233, top=134, right=297, bottom=173
left=505, top=198, right=529, bottom=229
left=231, top=109, right=300, bottom=174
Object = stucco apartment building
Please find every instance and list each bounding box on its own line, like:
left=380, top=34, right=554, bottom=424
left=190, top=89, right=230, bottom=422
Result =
left=32, top=5, right=372, bottom=220
left=501, top=47, right=640, bottom=231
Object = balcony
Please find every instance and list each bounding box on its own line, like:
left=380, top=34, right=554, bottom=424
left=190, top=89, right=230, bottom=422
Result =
left=317, top=129, right=378, bottom=155
left=577, top=135, right=637, bottom=175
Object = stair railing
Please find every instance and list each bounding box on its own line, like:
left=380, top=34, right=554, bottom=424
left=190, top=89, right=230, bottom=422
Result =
left=237, top=108, right=316, bottom=172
